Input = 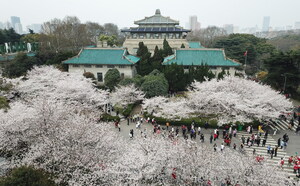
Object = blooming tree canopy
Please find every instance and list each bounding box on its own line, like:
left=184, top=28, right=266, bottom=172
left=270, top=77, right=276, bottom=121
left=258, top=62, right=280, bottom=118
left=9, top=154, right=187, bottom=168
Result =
left=0, top=66, right=294, bottom=185
left=13, top=66, right=109, bottom=110
left=110, top=84, right=145, bottom=108
left=143, top=76, right=293, bottom=124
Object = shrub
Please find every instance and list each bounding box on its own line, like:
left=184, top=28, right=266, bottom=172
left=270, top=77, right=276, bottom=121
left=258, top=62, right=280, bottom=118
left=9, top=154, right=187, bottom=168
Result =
left=0, top=166, right=55, bottom=186
left=83, top=72, right=96, bottom=80
left=100, top=113, right=120, bottom=122
left=0, top=96, right=9, bottom=110
left=144, top=113, right=218, bottom=128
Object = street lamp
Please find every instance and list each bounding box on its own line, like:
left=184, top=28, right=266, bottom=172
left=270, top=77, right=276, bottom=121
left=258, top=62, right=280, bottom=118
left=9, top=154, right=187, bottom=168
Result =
left=281, top=74, right=287, bottom=93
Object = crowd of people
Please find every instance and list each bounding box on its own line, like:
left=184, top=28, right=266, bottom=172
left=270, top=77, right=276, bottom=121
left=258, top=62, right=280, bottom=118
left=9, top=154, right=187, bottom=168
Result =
left=117, top=112, right=300, bottom=179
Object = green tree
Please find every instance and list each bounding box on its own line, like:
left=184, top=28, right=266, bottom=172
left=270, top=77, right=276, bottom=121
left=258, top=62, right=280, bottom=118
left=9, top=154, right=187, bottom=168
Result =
left=136, top=42, right=152, bottom=76
left=264, top=50, right=300, bottom=97
left=181, top=43, right=185, bottom=48
left=0, top=166, right=55, bottom=186
left=118, top=78, right=134, bottom=86
left=141, top=70, right=169, bottom=97
left=104, top=68, right=121, bottom=90
left=191, top=64, right=215, bottom=83
left=213, top=34, right=275, bottom=69
left=217, top=68, right=226, bottom=80
left=162, top=39, right=173, bottom=57
left=163, top=63, right=187, bottom=92
left=98, top=34, right=117, bottom=47
left=2, top=53, right=41, bottom=78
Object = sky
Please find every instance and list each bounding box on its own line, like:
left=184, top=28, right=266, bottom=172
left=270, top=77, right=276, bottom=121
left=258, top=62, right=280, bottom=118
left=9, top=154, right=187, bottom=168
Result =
left=1, top=0, right=300, bottom=30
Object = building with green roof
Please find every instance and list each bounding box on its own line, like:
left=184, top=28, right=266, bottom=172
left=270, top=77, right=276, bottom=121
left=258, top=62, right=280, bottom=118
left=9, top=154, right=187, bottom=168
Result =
left=63, top=48, right=140, bottom=83
left=121, top=9, right=190, bottom=54
left=163, top=48, right=242, bottom=76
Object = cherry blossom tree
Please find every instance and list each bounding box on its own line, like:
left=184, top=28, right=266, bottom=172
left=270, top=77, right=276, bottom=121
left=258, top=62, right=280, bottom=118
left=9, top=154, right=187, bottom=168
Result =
left=110, top=84, right=145, bottom=108
left=188, top=76, right=293, bottom=124
left=106, top=134, right=292, bottom=185
left=13, top=66, right=109, bottom=110
left=143, top=76, right=293, bottom=124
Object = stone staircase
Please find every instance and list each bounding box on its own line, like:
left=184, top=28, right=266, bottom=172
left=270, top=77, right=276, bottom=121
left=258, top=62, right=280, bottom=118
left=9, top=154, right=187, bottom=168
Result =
left=237, top=131, right=297, bottom=179
left=268, top=119, right=299, bottom=131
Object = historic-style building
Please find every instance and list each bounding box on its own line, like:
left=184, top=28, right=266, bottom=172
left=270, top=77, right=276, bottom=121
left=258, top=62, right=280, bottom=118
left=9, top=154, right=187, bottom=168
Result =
left=63, top=48, right=139, bottom=83
left=162, top=48, right=242, bottom=76
left=121, top=9, right=191, bottom=54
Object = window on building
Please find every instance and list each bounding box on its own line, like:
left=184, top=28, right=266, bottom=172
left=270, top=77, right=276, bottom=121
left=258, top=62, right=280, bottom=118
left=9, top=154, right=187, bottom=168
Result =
left=73, top=64, right=80, bottom=68
left=96, top=65, right=103, bottom=68
left=84, top=64, right=92, bottom=68
left=97, top=73, right=103, bottom=82
left=121, top=73, right=125, bottom=79
left=184, top=66, right=189, bottom=70
left=222, top=67, right=230, bottom=70
left=119, top=65, right=126, bottom=68
left=210, top=66, right=217, bottom=69
left=107, top=65, right=115, bottom=68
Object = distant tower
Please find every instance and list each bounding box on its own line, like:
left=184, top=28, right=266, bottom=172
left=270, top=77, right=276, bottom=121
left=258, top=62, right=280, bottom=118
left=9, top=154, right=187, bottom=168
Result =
left=189, top=16, right=200, bottom=31
left=262, top=16, right=270, bottom=32
left=10, top=16, right=23, bottom=34
left=223, top=24, right=234, bottom=34
left=295, top=22, right=300, bottom=30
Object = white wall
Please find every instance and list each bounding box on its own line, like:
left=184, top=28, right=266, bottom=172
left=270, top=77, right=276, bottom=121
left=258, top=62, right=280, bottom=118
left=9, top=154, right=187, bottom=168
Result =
left=68, top=64, right=136, bottom=84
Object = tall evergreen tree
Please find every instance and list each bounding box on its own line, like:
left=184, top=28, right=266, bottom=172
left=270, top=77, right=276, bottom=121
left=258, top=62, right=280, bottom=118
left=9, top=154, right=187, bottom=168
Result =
left=162, top=39, right=173, bottom=57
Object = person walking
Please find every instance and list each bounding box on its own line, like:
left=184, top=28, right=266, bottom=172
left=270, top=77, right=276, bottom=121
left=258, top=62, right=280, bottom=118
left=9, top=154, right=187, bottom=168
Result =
left=198, top=126, right=201, bottom=135
left=277, top=138, right=281, bottom=147
left=262, top=137, right=266, bottom=147
left=210, top=134, right=213, bottom=144
left=233, top=143, right=236, bottom=150
left=241, top=135, right=245, bottom=144
left=213, top=143, right=217, bottom=152
left=220, top=143, right=225, bottom=152
left=267, top=145, right=271, bottom=154
left=274, top=145, right=278, bottom=157
left=279, top=158, right=284, bottom=169
left=166, top=122, right=170, bottom=130
left=270, top=147, right=274, bottom=159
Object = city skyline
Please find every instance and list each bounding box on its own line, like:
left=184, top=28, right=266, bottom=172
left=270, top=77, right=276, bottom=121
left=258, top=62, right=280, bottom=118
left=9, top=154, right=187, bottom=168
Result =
left=1, top=0, right=300, bottom=31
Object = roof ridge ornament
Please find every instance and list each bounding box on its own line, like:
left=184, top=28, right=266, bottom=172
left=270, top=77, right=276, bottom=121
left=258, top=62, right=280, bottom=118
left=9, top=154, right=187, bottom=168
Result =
left=155, top=9, right=161, bottom=15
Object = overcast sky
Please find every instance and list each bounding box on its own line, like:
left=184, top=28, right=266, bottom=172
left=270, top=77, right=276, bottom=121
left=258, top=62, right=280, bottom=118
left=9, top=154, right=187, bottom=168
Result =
left=1, top=0, right=300, bottom=29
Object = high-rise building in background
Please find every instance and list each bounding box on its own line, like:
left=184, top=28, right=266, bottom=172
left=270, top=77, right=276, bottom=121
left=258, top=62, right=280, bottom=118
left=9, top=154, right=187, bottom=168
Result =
left=223, top=24, right=234, bottom=34
left=295, top=22, right=300, bottom=30
left=262, top=16, right=270, bottom=32
left=189, top=16, right=200, bottom=31
left=27, top=24, right=42, bottom=33
left=286, top=25, right=293, bottom=30
left=10, top=16, right=23, bottom=34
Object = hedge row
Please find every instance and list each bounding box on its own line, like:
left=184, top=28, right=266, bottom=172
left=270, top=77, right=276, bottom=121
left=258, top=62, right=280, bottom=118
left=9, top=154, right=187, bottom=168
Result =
left=144, top=113, right=261, bottom=130
left=100, top=113, right=120, bottom=122
left=143, top=113, right=218, bottom=128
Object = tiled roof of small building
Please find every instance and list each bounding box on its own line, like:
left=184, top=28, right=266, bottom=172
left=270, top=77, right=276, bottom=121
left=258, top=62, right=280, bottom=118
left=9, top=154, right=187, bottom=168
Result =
left=163, top=49, right=240, bottom=67
left=63, top=48, right=140, bottom=65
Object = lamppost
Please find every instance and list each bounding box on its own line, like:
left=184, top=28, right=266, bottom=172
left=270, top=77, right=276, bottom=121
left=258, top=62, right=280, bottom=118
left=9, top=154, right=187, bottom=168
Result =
left=281, top=74, right=287, bottom=93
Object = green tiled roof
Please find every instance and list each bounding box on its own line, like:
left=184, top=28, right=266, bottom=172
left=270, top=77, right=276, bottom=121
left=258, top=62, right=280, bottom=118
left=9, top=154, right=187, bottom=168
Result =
left=63, top=48, right=140, bottom=65
left=188, top=42, right=204, bottom=48
left=163, top=49, right=240, bottom=67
